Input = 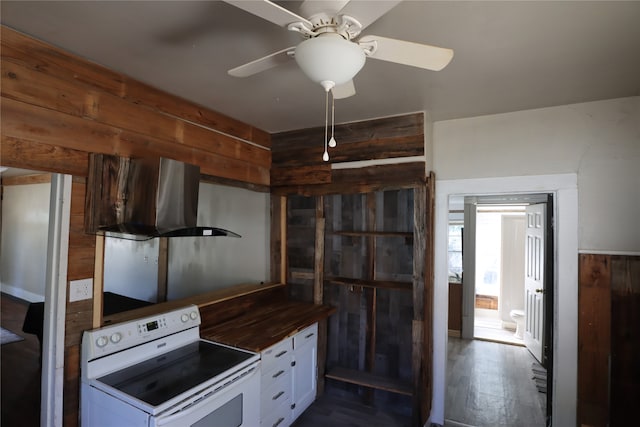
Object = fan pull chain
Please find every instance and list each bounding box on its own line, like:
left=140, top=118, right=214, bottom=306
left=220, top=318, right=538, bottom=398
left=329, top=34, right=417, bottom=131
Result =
left=329, top=90, right=337, bottom=148
left=323, top=89, right=329, bottom=162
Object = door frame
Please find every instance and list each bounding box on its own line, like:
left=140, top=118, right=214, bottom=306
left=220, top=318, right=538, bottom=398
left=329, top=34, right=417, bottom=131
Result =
left=41, top=173, right=71, bottom=427
left=432, top=173, right=578, bottom=427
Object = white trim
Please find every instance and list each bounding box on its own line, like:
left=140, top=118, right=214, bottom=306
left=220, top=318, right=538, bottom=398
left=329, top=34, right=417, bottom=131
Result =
left=330, top=155, right=425, bottom=169
left=41, top=174, right=71, bottom=427
left=432, top=173, right=578, bottom=427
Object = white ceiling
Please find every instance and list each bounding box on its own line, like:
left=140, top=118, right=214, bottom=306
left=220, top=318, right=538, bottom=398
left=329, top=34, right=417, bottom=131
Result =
left=2, top=1, right=640, bottom=134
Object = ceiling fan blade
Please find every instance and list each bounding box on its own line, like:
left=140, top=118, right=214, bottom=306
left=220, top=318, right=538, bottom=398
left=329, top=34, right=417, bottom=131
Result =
left=228, top=47, right=295, bottom=77
left=332, top=80, right=356, bottom=99
left=338, top=1, right=402, bottom=30
left=299, top=0, right=351, bottom=17
left=360, top=35, right=453, bottom=71
left=222, top=0, right=311, bottom=28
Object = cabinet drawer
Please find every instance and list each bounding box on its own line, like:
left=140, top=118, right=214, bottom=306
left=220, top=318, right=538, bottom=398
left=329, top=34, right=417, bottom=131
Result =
left=293, top=323, right=318, bottom=350
left=261, top=369, right=291, bottom=415
left=261, top=399, right=291, bottom=427
left=261, top=338, right=292, bottom=373
left=262, top=354, right=290, bottom=386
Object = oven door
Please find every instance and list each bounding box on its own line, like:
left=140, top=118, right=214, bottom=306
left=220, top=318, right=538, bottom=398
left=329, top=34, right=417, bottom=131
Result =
left=153, top=362, right=260, bottom=427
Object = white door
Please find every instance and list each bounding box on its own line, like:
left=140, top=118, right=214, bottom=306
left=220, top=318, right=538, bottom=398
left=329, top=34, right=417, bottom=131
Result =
left=524, top=203, right=546, bottom=363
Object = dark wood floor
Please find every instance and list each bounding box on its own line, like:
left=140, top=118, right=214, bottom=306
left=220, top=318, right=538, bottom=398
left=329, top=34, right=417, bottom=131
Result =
left=293, top=387, right=411, bottom=427
left=445, top=337, right=546, bottom=427
left=1, top=293, right=41, bottom=427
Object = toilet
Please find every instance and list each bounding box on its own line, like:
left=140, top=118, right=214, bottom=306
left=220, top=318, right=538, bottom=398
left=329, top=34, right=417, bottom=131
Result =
left=510, top=309, right=525, bottom=339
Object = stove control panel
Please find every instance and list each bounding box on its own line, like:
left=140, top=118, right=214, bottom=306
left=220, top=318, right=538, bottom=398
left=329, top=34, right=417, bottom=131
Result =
left=82, top=305, right=201, bottom=361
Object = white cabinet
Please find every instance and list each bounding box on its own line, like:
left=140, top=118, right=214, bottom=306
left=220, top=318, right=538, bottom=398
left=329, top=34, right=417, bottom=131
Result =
left=260, top=338, right=293, bottom=427
left=291, top=323, right=317, bottom=420
left=260, top=323, right=318, bottom=427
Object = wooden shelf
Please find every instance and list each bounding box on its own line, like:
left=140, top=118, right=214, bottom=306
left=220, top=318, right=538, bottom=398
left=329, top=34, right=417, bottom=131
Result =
left=325, top=367, right=412, bottom=396
left=327, top=230, right=413, bottom=238
left=327, top=276, right=412, bottom=292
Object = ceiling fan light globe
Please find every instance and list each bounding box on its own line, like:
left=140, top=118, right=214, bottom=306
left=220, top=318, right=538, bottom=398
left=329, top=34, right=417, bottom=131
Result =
left=295, top=34, right=366, bottom=87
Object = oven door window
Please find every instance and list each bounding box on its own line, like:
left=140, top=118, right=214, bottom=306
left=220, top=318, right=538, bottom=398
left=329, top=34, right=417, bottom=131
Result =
left=192, top=394, right=242, bottom=427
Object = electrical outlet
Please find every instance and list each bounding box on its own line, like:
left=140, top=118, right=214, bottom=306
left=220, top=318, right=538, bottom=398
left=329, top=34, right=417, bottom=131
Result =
left=69, top=278, right=93, bottom=302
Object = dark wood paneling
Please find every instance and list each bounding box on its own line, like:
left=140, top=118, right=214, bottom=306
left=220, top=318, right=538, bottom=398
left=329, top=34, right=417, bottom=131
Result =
left=610, top=255, right=640, bottom=426
left=64, top=179, right=96, bottom=427
left=577, top=254, right=611, bottom=427
left=271, top=113, right=424, bottom=191
left=321, top=190, right=417, bottom=422
left=272, top=113, right=424, bottom=153
left=272, top=162, right=426, bottom=196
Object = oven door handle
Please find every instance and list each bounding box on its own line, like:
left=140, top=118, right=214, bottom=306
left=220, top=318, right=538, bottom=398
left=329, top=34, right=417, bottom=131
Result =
left=155, top=365, right=258, bottom=426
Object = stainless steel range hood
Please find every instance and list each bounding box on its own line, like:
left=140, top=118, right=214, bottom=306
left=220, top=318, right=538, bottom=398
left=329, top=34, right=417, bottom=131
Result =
left=85, top=154, right=240, bottom=241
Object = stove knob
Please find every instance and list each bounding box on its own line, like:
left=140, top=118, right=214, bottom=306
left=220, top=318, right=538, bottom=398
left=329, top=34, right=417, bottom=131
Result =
left=96, top=336, right=108, bottom=348
left=110, top=332, right=122, bottom=344
left=190, top=311, right=198, bottom=320
left=181, top=313, right=189, bottom=323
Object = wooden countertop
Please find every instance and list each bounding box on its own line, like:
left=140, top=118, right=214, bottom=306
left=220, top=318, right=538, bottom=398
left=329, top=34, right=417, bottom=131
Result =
left=200, top=300, right=336, bottom=352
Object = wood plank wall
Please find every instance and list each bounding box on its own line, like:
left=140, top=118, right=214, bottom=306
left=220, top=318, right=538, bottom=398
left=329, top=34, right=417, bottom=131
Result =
left=271, top=113, right=425, bottom=196
left=578, top=254, right=640, bottom=427
left=0, top=26, right=271, bottom=186
left=271, top=113, right=432, bottom=425
left=0, top=26, right=272, bottom=427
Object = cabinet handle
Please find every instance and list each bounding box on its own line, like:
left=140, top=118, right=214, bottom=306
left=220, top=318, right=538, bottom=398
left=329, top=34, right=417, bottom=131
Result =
left=275, top=350, right=288, bottom=358
left=273, top=417, right=285, bottom=427
left=272, top=391, right=285, bottom=401
left=305, top=333, right=315, bottom=339
left=272, top=370, right=285, bottom=379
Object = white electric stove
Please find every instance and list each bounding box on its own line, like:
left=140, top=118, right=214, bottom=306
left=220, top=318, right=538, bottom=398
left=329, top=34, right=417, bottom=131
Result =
left=80, top=305, right=260, bottom=427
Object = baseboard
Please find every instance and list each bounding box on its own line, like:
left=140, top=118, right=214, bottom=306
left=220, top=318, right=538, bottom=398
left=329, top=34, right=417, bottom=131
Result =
left=448, top=329, right=461, bottom=337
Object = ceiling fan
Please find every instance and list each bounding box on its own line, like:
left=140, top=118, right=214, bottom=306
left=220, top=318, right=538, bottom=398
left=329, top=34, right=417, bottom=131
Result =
left=223, top=0, right=454, bottom=99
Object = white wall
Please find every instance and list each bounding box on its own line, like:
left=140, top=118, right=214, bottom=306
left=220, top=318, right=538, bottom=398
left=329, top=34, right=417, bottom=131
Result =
left=167, top=182, right=270, bottom=300
left=103, top=238, right=159, bottom=302
left=0, top=182, right=51, bottom=301
left=433, top=96, right=640, bottom=253
left=430, top=96, right=639, bottom=426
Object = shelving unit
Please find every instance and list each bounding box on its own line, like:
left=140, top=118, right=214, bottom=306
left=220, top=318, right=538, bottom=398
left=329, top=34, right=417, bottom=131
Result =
left=283, top=180, right=433, bottom=426
left=322, top=190, right=416, bottom=404
left=325, top=367, right=412, bottom=396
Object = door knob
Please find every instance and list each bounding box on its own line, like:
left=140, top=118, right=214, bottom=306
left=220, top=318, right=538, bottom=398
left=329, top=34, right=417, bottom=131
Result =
left=535, top=288, right=544, bottom=293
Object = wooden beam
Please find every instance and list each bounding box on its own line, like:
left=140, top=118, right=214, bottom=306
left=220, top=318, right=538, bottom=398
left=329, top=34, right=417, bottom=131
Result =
left=92, top=235, right=104, bottom=328
left=157, top=238, right=169, bottom=303
left=326, top=367, right=412, bottom=396
left=272, top=162, right=426, bottom=196
left=327, top=276, right=412, bottom=291
left=1, top=173, right=51, bottom=185
left=314, top=196, right=327, bottom=395
left=280, top=196, right=287, bottom=285
left=314, top=196, right=325, bottom=305
left=422, top=172, right=436, bottom=423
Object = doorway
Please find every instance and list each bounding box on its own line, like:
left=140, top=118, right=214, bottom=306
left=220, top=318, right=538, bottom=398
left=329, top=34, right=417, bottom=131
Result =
left=0, top=168, right=70, bottom=427
left=449, top=195, right=552, bottom=426
left=472, top=204, right=527, bottom=346
left=433, top=173, right=579, bottom=427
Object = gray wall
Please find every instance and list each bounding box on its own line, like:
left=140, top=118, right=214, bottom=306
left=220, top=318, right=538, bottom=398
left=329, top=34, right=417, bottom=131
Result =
left=167, top=182, right=270, bottom=300
left=0, top=182, right=51, bottom=302
left=103, top=182, right=270, bottom=302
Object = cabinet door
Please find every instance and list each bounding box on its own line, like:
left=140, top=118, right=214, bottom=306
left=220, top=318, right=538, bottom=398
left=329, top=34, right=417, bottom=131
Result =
left=291, top=324, right=317, bottom=421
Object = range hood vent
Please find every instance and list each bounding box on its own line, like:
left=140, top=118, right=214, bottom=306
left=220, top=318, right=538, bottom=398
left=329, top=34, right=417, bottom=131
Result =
left=85, top=154, right=240, bottom=241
